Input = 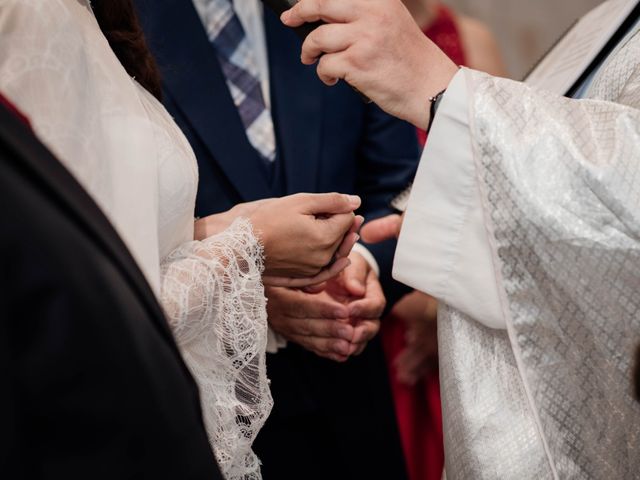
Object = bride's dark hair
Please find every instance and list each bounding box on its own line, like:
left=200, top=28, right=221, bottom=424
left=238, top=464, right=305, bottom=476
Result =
left=91, top=0, right=162, bottom=100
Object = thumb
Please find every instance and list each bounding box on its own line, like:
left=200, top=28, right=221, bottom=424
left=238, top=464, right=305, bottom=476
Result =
left=299, top=193, right=361, bottom=215
left=360, top=215, right=403, bottom=244
left=343, top=253, right=367, bottom=297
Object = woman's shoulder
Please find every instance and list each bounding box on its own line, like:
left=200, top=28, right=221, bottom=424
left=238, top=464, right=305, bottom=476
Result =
left=0, top=0, right=89, bottom=29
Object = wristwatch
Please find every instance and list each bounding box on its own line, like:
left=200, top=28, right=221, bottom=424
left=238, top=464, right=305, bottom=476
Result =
left=427, top=88, right=447, bottom=134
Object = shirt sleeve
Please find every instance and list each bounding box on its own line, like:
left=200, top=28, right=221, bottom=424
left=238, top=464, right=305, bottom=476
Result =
left=352, top=243, right=381, bottom=277
left=392, top=69, right=505, bottom=330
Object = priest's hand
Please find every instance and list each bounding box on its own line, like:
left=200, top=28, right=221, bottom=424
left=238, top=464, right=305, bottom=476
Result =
left=391, top=292, right=439, bottom=386
left=361, top=214, right=403, bottom=244
left=281, top=0, right=458, bottom=129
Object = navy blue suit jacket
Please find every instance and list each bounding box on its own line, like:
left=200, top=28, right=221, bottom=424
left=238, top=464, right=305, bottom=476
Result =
left=135, top=1, right=418, bottom=478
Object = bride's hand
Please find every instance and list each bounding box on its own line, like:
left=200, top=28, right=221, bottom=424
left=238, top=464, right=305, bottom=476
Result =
left=264, top=213, right=365, bottom=287
left=250, top=193, right=362, bottom=283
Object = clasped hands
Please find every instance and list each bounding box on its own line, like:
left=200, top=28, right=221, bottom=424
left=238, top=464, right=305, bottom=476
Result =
left=195, top=193, right=384, bottom=362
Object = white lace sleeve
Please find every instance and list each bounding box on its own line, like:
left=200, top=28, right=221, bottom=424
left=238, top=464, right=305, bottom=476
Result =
left=160, top=218, right=273, bottom=480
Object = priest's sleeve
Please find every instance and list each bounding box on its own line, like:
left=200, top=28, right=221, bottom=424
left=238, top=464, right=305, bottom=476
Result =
left=394, top=67, right=640, bottom=478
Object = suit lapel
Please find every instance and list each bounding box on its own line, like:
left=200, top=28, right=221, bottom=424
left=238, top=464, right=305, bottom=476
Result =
left=265, top=9, right=324, bottom=194
left=0, top=106, right=174, bottom=341
left=138, top=0, right=271, bottom=201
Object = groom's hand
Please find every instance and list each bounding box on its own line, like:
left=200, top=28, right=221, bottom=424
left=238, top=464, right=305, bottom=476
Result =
left=266, top=285, right=355, bottom=362
left=338, top=252, right=384, bottom=355
left=266, top=252, right=384, bottom=361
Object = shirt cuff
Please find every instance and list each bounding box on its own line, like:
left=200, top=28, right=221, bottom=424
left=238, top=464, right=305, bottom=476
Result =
left=266, top=327, right=287, bottom=354
left=392, top=68, right=505, bottom=330
left=352, top=243, right=380, bottom=277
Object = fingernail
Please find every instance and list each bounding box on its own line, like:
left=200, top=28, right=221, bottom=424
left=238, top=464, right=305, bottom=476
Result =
left=280, top=11, right=290, bottom=23
left=348, top=195, right=361, bottom=208
left=337, top=342, right=350, bottom=356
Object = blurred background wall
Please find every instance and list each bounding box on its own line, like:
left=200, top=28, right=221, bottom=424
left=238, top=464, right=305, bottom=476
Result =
left=445, top=0, right=604, bottom=78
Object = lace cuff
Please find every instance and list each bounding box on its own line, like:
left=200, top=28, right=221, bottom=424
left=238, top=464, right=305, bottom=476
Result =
left=160, top=218, right=273, bottom=480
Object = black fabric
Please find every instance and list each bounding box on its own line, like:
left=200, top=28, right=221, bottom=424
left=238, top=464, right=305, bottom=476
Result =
left=0, top=103, right=222, bottom=480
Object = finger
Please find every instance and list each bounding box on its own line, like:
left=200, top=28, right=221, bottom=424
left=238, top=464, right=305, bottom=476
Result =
left=301, top=23, right=353, bottom=65
left=326, top=353, right=350, bottom=363
left=352, top=215, right=365, bottom=233
left=289, top=334, right=352, bottom=357
left=334, top=232, right=359, bottom=260
left=342, top=253, right=368, bottom=297
left=288, top=317, right=354, bottom=341
left=351, top=319, right=380, bottom=345
left=348, top=271, right=386, bottom=318
left=293, top=295, right=349, bottom=321
left=334, top=215, right=364, bottom=259
left=352, top=341, right=368, bottom=356
left=282, top=0, right=356, bottom=27
left=360, top=215, right=403, bottom=244
left=263, top=257, right=351, bottom=288
left=396, top=348, right=431, bottom=386
left=395, top=351, right=419, bottom=386
left=301, top=282, right=327, bottom=294
left=299, top=192, right=361, bottom=215
left=322, top=212, right=357, bottom=242
left=316, top=52, right=350, bottom=86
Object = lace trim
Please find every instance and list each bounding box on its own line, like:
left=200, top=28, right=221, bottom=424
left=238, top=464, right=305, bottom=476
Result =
left=160, top=218, right=272, bottom=480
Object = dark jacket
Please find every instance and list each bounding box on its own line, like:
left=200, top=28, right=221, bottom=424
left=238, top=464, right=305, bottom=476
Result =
left=0, top=101, right=222, bottom=480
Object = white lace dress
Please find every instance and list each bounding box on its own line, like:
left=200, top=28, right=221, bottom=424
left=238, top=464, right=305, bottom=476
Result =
left=0, top=1, right=272, bottom=478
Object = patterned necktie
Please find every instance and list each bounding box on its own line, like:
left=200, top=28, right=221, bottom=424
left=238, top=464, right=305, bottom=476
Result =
left=196, top=0, right=276, bottom=163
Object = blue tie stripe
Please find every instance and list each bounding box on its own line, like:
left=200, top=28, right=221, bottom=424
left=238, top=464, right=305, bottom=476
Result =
left=212, top=12, right=245, bottom=59
left=220, top=60, right=264, bottom=106
left=238, top=88, right=268, bottom=126
left=197, top=0, right=276, bottom=163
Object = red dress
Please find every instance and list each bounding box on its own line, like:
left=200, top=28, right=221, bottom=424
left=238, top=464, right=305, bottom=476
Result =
left=382, top=6, right=467, bottom=480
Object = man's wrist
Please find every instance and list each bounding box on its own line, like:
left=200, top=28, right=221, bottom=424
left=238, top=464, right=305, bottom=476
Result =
left=266, top=326, right=287, bottom=353
left=411, top=49, right=459, bottom=130
left=351, top=243, right=380, bottom=277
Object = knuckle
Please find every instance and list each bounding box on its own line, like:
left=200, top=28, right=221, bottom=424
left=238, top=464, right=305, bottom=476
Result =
left=312, top=27, right=326, bottom=47
left=299, top=321, right=312, bottom=337
left=292, top=302, right=308, bottom=320
left=329, top=192, right=343, bottom=204
left=321, top=236, right=336, bottom=251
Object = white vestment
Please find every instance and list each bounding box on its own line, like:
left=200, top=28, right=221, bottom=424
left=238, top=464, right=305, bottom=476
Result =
left=0, top=1, right=271, bottom=478
left=395, top=27, right=640, bottom=480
